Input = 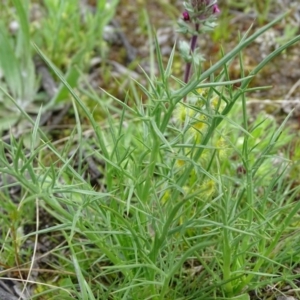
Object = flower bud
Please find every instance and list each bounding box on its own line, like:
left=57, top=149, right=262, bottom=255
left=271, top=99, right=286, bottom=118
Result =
left=212, top=4, right=220, bottom=14
left=182, top=10, right=190, bottom=21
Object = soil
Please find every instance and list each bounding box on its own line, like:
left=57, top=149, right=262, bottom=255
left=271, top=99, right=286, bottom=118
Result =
left=112, top=0, right=300, bottom=117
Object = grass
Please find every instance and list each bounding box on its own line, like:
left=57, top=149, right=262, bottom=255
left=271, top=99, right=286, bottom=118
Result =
left=0, top=0, right=300, bottom=299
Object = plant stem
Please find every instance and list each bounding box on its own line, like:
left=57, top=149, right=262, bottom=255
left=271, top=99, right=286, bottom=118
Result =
left=183, top=23, right=199, bottom=101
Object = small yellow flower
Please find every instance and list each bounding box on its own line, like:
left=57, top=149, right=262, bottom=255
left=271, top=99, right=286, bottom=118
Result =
left=192, top=120, right=207, bottom=131
left=188, top=115, right=208, bottom=142
left=210, top=95, right=220, bottom=109
left=161, top=189, right=170, bottom=204
left=215, top=137, right=230, bottom=160
left=215, top=137, right=226, bottom=148
left=187, top=127, right=202, bottom=143
left=196, top=88, right=208, bottom=97
left=210, top=95, right=225, bottom=112
left=194, top=88, right=208, bottom=108
left=176, top=159, right=186, bottom=168
left=182, top=185, right=190, bottom=195
left=174, top=103, right=194, bottom=124
left=199, top=179, right=217, bottom=199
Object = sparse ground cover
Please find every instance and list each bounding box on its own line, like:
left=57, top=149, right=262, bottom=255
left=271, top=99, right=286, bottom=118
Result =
left=0, top=0, right=300, bottom=299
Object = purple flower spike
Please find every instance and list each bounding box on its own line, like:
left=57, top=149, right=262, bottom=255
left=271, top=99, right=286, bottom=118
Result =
left=182, top=10, right=190, bottom=21
left=212, top=4, right=220, bottom=14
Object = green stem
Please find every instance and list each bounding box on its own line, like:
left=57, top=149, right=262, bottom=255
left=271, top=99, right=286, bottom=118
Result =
left=141, top=125, right=160, bottom=206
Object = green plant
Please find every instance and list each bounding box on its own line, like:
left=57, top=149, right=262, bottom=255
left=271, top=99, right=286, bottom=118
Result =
left=0, top=0, right=119, bottom=131
left=1, top=0, right=300, bottom=299
left=0, top=0, right=36, bottom=130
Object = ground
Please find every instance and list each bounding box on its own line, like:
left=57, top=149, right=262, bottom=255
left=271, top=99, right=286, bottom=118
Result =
left=1, top=0, right=300, bottom=299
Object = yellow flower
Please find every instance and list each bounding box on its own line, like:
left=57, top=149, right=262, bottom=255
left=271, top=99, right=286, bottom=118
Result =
left=175, top=158, right=186, bottom=168
left=188, top=115, right=208, bottom=142
left=174, top=103, right=194, bottom=124
left=215, top=137, right=230, bottom=160
left=210, top=95, right=220, bottom=109
left=210, top=95, right=225, bottom=112
left=199, top=179, right=217, bottom=199
left=192, top=120, right=207, bottom=131
left=161, top=189, right=170, bottom=204
left=196, top=88, right=208, bottom=97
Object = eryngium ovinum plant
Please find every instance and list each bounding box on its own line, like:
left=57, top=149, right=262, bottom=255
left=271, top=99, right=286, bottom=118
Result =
left=129, top=0, right=300, bottom=298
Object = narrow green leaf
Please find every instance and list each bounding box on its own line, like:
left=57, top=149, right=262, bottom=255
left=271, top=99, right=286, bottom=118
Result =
left=0, top=25, right=23, bottom=98
left=51, top=65, right=81, bottom=104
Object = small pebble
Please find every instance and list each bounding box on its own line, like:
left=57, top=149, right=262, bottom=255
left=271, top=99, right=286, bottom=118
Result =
left=9, top=20, right=19, bottom=33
